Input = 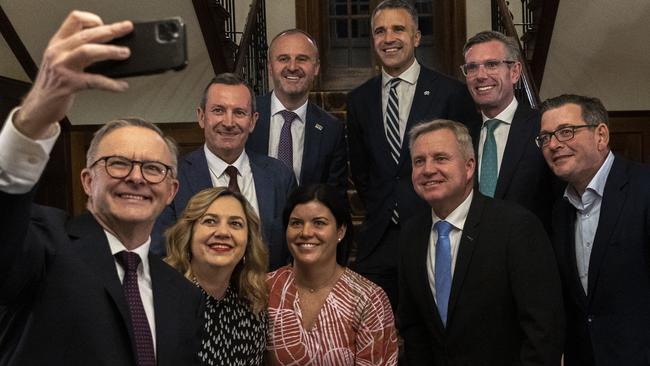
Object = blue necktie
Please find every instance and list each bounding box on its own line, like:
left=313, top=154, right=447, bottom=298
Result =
left=480, top=119, right=501, bottom=197
left=277, top=110, right=297, bottom=170
left=434, top=220, right=453, bottom=326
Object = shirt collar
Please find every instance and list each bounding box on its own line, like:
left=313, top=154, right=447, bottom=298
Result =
left=431, top=190, right=474, bottom=231
left=106, top=229, right=151, bottom=263
left=270, top=91, right=307, bottom=125
left=203, top=144, right=249, bottom=177
left=382, top=59, right=420, bottom=87
left=564, top=151, right=615, bottom=206
left=482, top=97, right=518, bottom=126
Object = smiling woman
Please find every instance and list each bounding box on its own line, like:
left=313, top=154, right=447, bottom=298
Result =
left=165, top=187, right=269, bottom=366
left=266, top=184, right=398, bottom=365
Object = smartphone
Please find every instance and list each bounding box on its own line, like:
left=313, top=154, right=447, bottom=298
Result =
left=86, top=17, right=188, bottom=78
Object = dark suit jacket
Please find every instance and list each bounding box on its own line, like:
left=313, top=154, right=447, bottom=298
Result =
left=152, top=148, right=297, bottom=270
left=551, top=156, right=650, bottom=366
left=347, top=65, right=480, bottom=261
left=399, top=193, right=564, bottom=366
left=0, top=190, right=203, bottom=366
left=473, top=102, right=562, bottom=232
left=247, top=94, right=348, bottom=201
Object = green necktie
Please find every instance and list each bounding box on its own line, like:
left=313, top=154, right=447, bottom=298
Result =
left=479, top=119, right=501, bottom=197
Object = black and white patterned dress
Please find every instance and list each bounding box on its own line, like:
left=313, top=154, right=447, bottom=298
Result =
left=198, top=285, right=267, bottom=366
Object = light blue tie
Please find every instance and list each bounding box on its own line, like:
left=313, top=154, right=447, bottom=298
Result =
left=434, top=220, right=453, bottom=326
left=479, top=119, right=502, bottom=197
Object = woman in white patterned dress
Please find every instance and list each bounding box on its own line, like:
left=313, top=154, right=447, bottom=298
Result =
left=266, top=184, right=398, bottom=365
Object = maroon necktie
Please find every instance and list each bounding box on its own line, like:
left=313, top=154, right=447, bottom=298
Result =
left=277, top=110, right=297, bottom=169
left=225, top=165, right=240, bottom=193
left=115, top=251, right=156, bottom=366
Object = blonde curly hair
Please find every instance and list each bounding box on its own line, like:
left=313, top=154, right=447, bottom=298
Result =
left=165, top=187, right=269, bottom=314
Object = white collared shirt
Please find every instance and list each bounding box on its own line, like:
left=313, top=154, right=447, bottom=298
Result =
left=381, top=60, right=420, bottom=143
left=204, top=145, right=260, bottom=214
left=427, top=191, right=474, bottom=302
left=0, top=108, right=60, bottom=193
left=563, top=151, right=614, bottom=294
left=477, top=97, right=518, bottom=179
left=106, top=232, right=157, bottom=353
left=268, top=92, right=306, bottom=183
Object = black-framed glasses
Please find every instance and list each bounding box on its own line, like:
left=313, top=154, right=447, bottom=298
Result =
left=90, top=155, right=173, bottom=184
left=460, top=59, right=516, bottom=77
left=535, top=124, right=597, bottom=148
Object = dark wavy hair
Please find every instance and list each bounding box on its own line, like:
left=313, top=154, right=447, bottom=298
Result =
left=282, top=184, right=352, bottom=265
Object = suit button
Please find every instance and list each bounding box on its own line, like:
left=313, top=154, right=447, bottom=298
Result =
left=587, top=316, right=593, bottom=323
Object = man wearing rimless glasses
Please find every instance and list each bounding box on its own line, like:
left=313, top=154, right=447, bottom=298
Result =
left=461, top=30, right=559, bottom=233
left=538, top=94, right=650, bottom=366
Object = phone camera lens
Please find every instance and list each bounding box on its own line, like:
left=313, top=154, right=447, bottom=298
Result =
left=157, top=22, right=180, bottom=43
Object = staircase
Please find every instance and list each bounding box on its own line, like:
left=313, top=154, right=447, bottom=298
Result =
left=492, top=0, right=560, bottom=108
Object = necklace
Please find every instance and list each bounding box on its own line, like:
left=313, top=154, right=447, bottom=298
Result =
left=295, top=266, right=342, bottom=293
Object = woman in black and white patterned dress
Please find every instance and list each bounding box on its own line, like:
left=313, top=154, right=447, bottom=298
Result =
left=165, top=187, right=268, bottom=365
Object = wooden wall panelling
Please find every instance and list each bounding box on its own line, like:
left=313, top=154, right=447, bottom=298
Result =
left=69, top=122, right=204, bottom=216
left=608, top=111, right=650, bottom=164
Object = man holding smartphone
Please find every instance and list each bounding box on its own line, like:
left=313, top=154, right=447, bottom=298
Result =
left=0, top=11, right=203, bottom=366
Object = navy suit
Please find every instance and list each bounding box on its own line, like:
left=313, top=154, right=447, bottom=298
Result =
left=473, top=102, right=561, bottom=232
left=152, top=148, right=297, bottom=270
left=247, top=94, right=348, bottom=201
left=399, top=193, right=564, bottom=365
left=346, top=65, right=479, bottom=305
left=0, top=190, right=203, bottom=366
left=551, top=156, right=650, bottom=365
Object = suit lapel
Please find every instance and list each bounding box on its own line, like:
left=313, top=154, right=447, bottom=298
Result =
left=185, top=148, right=214, bottom=195
left=249, top=152, right=274, bottom=224
left=300, top=103, right=323, bottom=183
left=367, top=76, right=395, bottom=171
left=149, top=255, right=184, bottom=363
left=494, top=104, right=535, bottom=198
left=399, top=68, right=439, bottom=171
left=252, top=95, right=272, bottom=155
left=447, top=193, right=482, bottom=326
left=411, top=215, right=447, bottom=340
left=587, top=157, right=627, bottom=301
left=68, top=212, right=135, bottom=352
left=557, top=200, right=588, bottom=307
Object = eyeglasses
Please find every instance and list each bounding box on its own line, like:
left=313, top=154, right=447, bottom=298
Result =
left=534, top=125, right=597, bottom=148
left=90, top=155, right=173, bottom=184
left=460, top=60, right=516, bottom=77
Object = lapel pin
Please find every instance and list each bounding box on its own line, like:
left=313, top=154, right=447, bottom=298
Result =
left=315, top=123, right=323, bottom=131
left=424, top=90, right=430, bottom=96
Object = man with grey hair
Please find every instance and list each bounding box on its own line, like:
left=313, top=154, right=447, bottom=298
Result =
left=461, top=30, right=558, bottom=232
left=0, top=11, right=203, bottom=365
left=399, top=119, right=564, bottom=364
left=347, top=0, right=478, bottom=309
left=538, top=94, right=650, bottom=365
left=247, top=29, right=348, bottom=202
left=152, top=73, right=297, bottom=270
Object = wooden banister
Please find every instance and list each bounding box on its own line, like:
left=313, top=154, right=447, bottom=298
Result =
left=495, top=0, right=541, bottom=108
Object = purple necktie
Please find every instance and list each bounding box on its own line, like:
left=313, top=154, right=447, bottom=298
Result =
left=224, top=165, right=240, bottom=193
left=277, top=110, right=297, bottom=169
left=115, top=251, right=155, bottom=366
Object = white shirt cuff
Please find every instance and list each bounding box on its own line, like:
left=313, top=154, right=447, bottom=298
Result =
left=0, top=107, right=61, bottom=193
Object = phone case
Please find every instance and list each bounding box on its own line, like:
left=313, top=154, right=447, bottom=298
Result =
left=86, top=17, right=187, bottom=78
